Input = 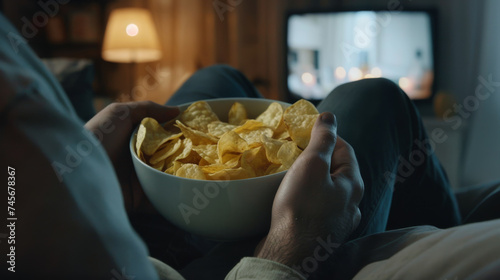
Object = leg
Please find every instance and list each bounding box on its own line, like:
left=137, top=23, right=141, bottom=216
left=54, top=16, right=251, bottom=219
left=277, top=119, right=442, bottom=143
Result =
left=317, top=78, right=461, bottom=238
left=128, top=213, right=204, bottom=270
left=166, top=64, right=263, bottom=106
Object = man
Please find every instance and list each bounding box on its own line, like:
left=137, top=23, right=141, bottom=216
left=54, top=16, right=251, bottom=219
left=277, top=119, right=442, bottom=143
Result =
left=0, top=12, right=498, bottom=280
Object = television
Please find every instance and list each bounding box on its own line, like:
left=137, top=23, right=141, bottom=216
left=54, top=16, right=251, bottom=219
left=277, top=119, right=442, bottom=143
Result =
left=285, top=9, right=437, bottom=103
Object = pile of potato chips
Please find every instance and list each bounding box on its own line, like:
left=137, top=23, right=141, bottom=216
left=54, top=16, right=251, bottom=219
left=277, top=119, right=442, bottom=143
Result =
left=135, top=99, right=319, bottom=180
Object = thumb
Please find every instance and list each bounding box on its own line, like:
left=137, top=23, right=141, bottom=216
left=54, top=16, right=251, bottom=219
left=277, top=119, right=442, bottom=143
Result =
left=305, top=112, right=337, bottom=158
left=130, top=101, right=180, bottom=125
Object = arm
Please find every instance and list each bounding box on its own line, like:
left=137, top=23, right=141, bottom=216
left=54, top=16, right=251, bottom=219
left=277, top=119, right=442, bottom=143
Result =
left=85, top=101, right=179, bottom=212
left=228, top=112, right=364, bottom=279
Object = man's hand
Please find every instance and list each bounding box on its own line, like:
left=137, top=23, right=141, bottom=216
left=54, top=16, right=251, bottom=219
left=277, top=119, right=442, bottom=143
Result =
left=85, top=101, right=179, bottom=212
left=256, top=112, right=364, bottom=274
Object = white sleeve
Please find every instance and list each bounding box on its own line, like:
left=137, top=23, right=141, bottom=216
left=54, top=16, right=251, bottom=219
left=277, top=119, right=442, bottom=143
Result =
left=353, top=219, right=500, bottom=280
left=225, top=257, right=306, bottom=280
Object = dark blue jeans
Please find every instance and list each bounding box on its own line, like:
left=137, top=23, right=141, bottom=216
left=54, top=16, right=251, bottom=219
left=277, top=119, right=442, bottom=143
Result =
left=167, top=65, right=461, bottom=235
left=131, top=64, right=461, bottom=277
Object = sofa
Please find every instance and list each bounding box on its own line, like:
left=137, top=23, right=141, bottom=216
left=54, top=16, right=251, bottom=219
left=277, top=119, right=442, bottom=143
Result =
left=43, top=58, right=500, bottom=279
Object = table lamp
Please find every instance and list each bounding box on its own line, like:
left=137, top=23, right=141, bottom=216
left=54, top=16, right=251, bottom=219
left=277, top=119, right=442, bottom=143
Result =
left=102, top=7, right=162, bottom=98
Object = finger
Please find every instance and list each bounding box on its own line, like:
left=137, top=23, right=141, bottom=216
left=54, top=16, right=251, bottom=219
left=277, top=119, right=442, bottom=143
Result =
left=279, top=113, right=337, bottom=198
left=331, top=137, right=356, bottom=170
left=128, top=101, right=180, bottom=125
left=331, top=137, right=364, bottom=201
left=304, top=112, right=337, bottom=159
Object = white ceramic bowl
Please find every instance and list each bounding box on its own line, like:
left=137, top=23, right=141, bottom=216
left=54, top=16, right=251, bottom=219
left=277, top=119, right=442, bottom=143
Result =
left=130, top=98, right=291, bottom=240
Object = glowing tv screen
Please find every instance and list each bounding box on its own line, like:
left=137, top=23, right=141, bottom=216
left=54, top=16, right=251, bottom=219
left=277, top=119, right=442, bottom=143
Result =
left=286, top=10, right=436, bottom=101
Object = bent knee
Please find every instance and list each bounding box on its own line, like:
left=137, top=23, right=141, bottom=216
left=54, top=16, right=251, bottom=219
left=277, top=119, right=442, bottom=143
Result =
left=332, top=77, right=407, bottom=107
left=201, top=64, right=241, bottom=75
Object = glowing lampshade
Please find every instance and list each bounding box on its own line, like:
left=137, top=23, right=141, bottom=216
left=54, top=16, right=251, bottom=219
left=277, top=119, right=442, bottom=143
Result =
left=102, top=8, right=161, bottom=63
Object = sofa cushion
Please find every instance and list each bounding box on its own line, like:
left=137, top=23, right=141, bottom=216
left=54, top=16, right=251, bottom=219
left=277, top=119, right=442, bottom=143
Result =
left=455, top=181, right=500, bottom=223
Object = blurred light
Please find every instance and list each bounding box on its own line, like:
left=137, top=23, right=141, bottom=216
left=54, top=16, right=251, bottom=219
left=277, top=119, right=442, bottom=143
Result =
left=371, top=67, right=382, bottom=77
left=301, top=72, right=316, bottom=86
left=126, top=23, right=139, bottom=36
left=334, top=66, right=346, bottom=80
left=364, top=73, right=375, bottom=78
left=399, top=77, right=413, bottom=92
left=102, top=8, right=162, bottom=63
left=348, top=67, right=363, bottom=81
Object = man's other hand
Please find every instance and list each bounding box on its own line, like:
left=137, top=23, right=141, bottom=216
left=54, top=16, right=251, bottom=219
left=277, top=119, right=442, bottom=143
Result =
left=85, top=101, right=179, bottom=212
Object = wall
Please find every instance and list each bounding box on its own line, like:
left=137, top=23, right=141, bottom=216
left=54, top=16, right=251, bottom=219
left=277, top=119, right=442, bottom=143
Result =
left=130, top=0, right=485, bottom=103
left=462, top=0, right=500, bottom=186
left=129, top=0, right=282, bottom=104
left=339, top=0, right=500, bottom=187
left=4, top=0, right=496, bottom=185
left=134, top=0, right=498, bottom=186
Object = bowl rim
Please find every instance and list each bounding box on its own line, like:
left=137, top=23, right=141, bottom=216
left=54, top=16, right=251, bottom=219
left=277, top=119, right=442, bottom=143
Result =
left=129, top=97, right=292, bottom=183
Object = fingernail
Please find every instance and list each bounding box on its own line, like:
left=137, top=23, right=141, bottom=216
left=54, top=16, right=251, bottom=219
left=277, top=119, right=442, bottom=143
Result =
left=169, top=106, right=181, bottom=116
left=320, top=112, right=335, bottom=126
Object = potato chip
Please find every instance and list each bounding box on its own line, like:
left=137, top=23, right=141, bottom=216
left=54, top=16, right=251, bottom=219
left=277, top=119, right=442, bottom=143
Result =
left=151, top=159, right=165, bottom=171
left=284, top=114, right=318, bottom=149
left=178, top=150, right=203, bottom=165
left=201, top=156, right=240, bottom=174
left=180, top=101, right=219, bottom=132
left=233, top=119, right=265, bottom=132
left=241, top=146, right=271, bottom=177
left=261, top=135, right=285, bottom=164
left=149, top=138, right=182, bottom=165
left=176, top=163, right=207, bottom=180
left=273, top=118, right=290, bottom=140
left=165, top=165, right=174, bottom=174
left=174, top=138, right=193, bottom=161
left=228, top=102, right=247, bottom=125
left=207, top=121, right=237, bottom=138
left=136, top=99, right=317, bottom=180
left=233, top=120, right=272, bottom=147
left=283, top=100, right=318, bottom=149
left=220, top=153, right=242, bottom=167
left=165, top=161, right=183, bottom=175
left=284, top=99, right=319, bottom=116
left=137, top=118, right=182, bottom=156
left=176, top=120, right=218, bottom=145
left=199, top=158, right=211, bottom=166
left=256, top=102, right=283, bottom=130
left=206, top=167, right=253, bottom=181
left=192, top=144, right=218, bottom=164
left=201, top=164, right=231, bottom=174
left=264, top=163, right=286, bottom=175
left=163, top=138, right=193, bottom=170
left=277, top=141, right=302, bottom=169
left=217, top=131, right=249, bottom=163
left=137, top=148, right=146, bottom=163
left=136, top=125, right=147, bottom=154
left=238, top=128, right=273, bottom=147
left=223, top=154, right=241, bottom=167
